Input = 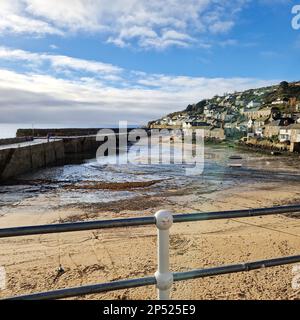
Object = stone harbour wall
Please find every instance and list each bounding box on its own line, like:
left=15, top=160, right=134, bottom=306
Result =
left=0, top=137, right=33, bottom=146
left=0, top=140, right=65, bottom=180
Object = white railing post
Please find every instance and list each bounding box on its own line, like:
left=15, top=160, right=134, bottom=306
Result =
left=154, top=210, right=173, bottom=300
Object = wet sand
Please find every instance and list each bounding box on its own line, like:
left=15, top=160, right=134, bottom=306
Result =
left=1, top=141, right=300, bottom=300
left=1, top=178, right=300, bottom=300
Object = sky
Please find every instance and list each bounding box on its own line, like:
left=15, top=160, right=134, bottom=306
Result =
left=0, top=0, right=299, bottom=127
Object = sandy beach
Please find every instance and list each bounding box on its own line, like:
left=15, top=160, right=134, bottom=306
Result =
left=1, top=174, right=300, bottom=300
left=1, top=1, right=300, bottom=305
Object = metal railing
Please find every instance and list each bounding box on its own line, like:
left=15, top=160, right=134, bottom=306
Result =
left=1, top=204, right=300, bottom=300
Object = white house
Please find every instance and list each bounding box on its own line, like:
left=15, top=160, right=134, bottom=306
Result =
left=182, top=121, right=210, bottom=129
left=279, top=128, right=291, bottom=142
left=247, top=119, right=254, bottom=129
left=272, top=98, right=289, bottom=105
left=168, top=119, right=176, bottom=126
left=203, top=106, right=214, bottom=117
left=246, top=101, right=261, bottom=109
left=255, top=127, right=264, bottom=137
left=182, top=122, right=192, bottom=129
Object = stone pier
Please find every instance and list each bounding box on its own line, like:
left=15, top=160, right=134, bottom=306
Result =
left=0, top=140, right=65, bottom=180
left=0, top=128, right=150, bottom=181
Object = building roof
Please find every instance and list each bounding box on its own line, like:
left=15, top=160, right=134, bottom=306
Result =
left=243, top=107, right=260, bottom=113
left=184, top=121, right=209, bottom=126
left=210, top=127, right=224, bottom=131
left=287, top=124, right=300, bottom=129
left=259, top=107, right=272, bottom=111
left=266, top=120, right=281, bottom=127
left=254, top=116, right=270, bottom=122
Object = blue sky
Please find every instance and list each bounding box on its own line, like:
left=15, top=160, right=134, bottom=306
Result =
left=0, top=0, right=299, bottom=126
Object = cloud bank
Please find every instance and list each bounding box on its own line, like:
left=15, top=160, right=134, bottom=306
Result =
left=0, top=47, right=277, bottom=125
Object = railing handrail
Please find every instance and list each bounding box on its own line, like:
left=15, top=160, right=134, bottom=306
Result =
left=1, top=204, right=300, bottom=300
left=4, top=254, right=300, bottom=300
left=0, top=204, right=299, bottom=239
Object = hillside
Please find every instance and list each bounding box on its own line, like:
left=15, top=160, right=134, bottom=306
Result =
left=148, top=81, right=300, bottom=129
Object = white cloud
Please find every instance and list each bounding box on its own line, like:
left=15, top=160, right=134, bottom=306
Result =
left=0, top=47, right=277, bottom=125
left=0, top=47, right=122, bottom=75
left=0, top=0, right=63, bottom=35
left=0, top=0, right=248, bottom=49
left=209, top=21, right=235, bottom=34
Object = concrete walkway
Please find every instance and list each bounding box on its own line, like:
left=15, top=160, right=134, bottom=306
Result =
left=0, top=139, right=61, bottom=150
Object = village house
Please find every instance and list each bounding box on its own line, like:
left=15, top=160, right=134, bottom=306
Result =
left=160, top=118, right=169, bottom=124
left=224, top=122, right=235, bottom=130
left=290, top=124, right=300, bottom=142
left=173, top=119, right=184, bottom=126
left=206, top=127, right=226, bottom=140
left=181, top=121, right=226, bottom=140
left=254, top=127, right=263, bottom=137
left=288, top=124, right=300, bottom=152
left=246, top=101, right=261, bottom=109
left=225, top=122, right=246, bottom=138
left=279, top=128, right=291, bottom=143
left=271, top=97, right=289, bottom=105
left=203, top=105, right=215, bottom=118
left=182, top=121, right=210, bottom=129
left=247, top=118, right=254, bottom=129
left=264, top=121, right=282, bottom=138
left=252, top=116, right=270, bottom=137
left=241, top=106, right=260, bottom=118
left=264, top=118, right=294, bottom=138
left=242, top=107, right=272, bottom=120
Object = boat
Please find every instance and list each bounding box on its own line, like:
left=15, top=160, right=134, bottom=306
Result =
left=228, top=155, right=243, bottom=167
left=229, top=155, right=243, bottom=160
left=228, top=163, right=242, bottom=168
